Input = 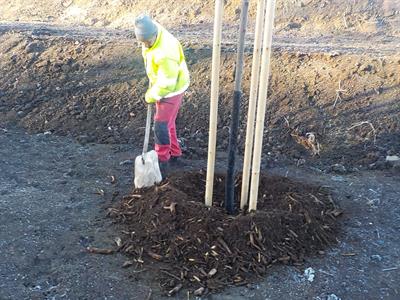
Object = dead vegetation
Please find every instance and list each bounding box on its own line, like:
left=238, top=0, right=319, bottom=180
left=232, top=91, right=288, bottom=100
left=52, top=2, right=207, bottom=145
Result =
left=291, top=131, right=321, bottom=156
left=347, top=121, right=377, bottom=144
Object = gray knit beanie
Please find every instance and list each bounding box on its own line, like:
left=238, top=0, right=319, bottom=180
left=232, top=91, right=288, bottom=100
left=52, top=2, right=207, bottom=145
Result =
left=134, top=14, right=158, bottom=42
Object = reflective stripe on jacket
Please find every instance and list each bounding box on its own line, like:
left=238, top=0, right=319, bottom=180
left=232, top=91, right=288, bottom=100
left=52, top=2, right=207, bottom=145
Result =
left=142, top=23, right=190, bottom=101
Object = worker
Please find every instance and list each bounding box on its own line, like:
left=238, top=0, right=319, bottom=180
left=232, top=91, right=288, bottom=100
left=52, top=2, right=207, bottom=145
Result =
left=134, top=14, right=190, bottom=178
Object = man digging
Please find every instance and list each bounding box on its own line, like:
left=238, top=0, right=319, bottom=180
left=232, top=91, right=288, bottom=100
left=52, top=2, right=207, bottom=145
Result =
left=134, top=14, right=190, bottom=179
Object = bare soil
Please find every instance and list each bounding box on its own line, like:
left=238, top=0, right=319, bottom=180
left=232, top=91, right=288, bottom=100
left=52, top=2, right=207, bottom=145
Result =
left=0, top=1, right=399, bottom=299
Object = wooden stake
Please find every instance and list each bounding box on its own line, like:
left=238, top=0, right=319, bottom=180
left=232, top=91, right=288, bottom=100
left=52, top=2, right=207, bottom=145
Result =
left=225, top=0, right=250, bottom=214
left=240, top=0, right=266, bottom=209
left=248, top=0, right=277, bottom=212
left=205, top=0, right=224, bottom=207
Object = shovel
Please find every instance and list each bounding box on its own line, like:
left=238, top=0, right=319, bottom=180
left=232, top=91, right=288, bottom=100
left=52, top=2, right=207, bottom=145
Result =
left=134, top=104, right=162, bottom=188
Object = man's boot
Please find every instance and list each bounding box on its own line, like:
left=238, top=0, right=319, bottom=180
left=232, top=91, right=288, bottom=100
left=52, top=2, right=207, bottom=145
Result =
left=170, top=156, right=186, bottom=168
left=159, top=161, right=169, bottom=180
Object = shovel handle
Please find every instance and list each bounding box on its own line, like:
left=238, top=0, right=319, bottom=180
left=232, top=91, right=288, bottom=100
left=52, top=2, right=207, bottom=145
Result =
left=142, top=104, right=152, bottom=156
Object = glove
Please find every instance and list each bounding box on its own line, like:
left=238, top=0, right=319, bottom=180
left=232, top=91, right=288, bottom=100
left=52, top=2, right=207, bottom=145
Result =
left=145, top=90, right=157, bottom=104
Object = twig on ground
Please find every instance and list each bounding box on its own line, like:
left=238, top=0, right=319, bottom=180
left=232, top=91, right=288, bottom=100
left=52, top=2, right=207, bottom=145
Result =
left=283, top=116, right=290, bottom=128
left=163, top=202, right=177, bottom=214
left=341, top=252, right=357, bottom=256
left=168, top=284, right=183, bottom=296
left=343, top=12, right=349, bottom=29
left=145, top=288, right=152, bottom=300
left=333, top=80, right=348, bottom=108
left=161, top=270, right=181, bottom=281
left=382, top=267, right=399, bottom=272
left=347, top=121, right=377, bottom=144
left=86, top=247, right=114, bottom=254
left=319, top=269, right=335, bottom=277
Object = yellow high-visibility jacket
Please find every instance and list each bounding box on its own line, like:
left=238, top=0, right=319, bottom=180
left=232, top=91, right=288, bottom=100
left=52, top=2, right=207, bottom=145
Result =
left=142, top=23, right=190, bottom=103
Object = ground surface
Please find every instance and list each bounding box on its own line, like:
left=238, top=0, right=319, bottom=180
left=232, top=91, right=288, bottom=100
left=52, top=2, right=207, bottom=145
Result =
left=1, top=127, right=399, bottom=299
left=1, top=1, right=399, bottom=299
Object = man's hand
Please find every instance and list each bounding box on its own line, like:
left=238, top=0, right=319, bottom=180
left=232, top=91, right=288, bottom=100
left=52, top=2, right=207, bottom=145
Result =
left=145, top=90, right=157, bottom=104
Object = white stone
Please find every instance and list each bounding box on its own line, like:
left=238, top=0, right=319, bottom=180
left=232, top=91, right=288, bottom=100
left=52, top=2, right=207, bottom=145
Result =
left=386, top=155, right=400, bottom=162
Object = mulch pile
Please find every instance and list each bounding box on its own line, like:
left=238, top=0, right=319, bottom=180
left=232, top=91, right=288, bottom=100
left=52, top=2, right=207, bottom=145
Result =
left=108, top=171, right=342, bottom=296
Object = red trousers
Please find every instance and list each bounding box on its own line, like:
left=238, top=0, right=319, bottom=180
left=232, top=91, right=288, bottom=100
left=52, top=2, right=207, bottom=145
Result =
left=154, top=93, right=183, bottom=162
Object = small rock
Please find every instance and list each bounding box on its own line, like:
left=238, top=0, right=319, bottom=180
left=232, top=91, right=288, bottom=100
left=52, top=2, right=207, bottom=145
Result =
left=331, top=176, right=346, bottom=182
left=61, top=65, right=70, bottom=72
left=76, top=113, right=86, bottom=120
left=327, top=294, right=341, bottom=300
left=361, top=64, right=373, bottom=72
left=304, top=267, right=315, bottom=282
left=329, top=51, right=340, bottom=57
left=375, top=87, right=384, bottom=94
left=386, top=155, right=400, bottom=162
left=234, top=7, right=241, bottom=17
left=371, top=254, right=383, bottom=262
left=329, top=164, right=347, bottom=174
left=26, top=42, right=45, bottom=54
left=368, top=160, right=392, bottom=170
left=114, top=237, right=122, bottom=247
left=208, top=268, right=217, bottom=277
left=286, top=22, right=302, bottom=30
left=63, top=169, right=74, bottom=177
left=35, top=60, right=49, bottom=68
left=76, top=135, right=90, bottom=144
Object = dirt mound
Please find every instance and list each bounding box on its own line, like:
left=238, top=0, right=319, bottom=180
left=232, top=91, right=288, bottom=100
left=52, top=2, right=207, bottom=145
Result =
left=0, top=0, right=399, bottom=36
left=1, top=28, right=399, bottom=170
left=1, top=26, right=399, bottom=171
left=108, top=171, right=342, bottom=296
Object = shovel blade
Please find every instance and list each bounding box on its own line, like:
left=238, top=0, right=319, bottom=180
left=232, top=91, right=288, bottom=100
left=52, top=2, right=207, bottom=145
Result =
left=134, top=150, right=162, bottom=188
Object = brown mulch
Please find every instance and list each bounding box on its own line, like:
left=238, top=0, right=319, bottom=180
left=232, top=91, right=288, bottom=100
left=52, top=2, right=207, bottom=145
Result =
left=108, top=171, right=342, bottom=296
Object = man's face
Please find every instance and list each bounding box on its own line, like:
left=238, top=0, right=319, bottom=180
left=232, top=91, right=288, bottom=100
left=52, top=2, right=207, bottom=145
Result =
left=142, top=35, right=157, bottom=48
